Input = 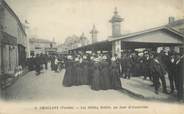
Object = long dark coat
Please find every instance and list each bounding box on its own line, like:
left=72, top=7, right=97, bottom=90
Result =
left=100, top=61, right=112, bottom=90
left=175, top=57, right=184, bottom=100
left=75, top=62, right=83, bottom=85
left=91, top=62, right=101, bottom=90
left=80, top=60, right=89, bottom=85
left=34, top=56, right=42, bottom=73
left=110, top=61, right=122, bottom=90
left=63, top=60, right=74, bottom=87
left=72, top=61, right=79, bottom=85
left=88, top=61, right=94, bottom=85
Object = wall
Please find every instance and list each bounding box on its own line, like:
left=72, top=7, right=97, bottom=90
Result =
left=3, top=4, right=27, bottom=46
left=2, top=2, right=27, bottom=53
left=0, top=2, right=25, bottom=73
left=2, top=7, right=18, bottom=38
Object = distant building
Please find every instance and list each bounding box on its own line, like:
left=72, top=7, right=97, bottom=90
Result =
left=80, top=33, right=89, bottom=46
left=57, top=34, right=90, bottom=53
left=0, top=0, right=28, bottom=75
left=156, top=17, right=184, bottom=53
left=90, top=25, right=98, bottom=43
left=166, top=17, right=184, bottom=35
left=56, top=43, right=68, bottom=54
left=29, top=38, right=57, bottom=56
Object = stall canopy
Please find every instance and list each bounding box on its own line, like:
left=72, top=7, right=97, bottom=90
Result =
left=70, top=40, right=112, bottom=51
left=70, top=26, right=184, bottom=51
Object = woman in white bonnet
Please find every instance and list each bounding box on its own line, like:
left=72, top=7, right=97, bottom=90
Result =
left=88, top=55, right=95, bottom=85
left=91, top=57, right=101, bottom=90
left=100, top=55, right=112, bottom=90
left=63, top=55, right=74, bottom=87
left=72, top=56, right=82, bottom=86
left=79, top=55, right=89, bottom=85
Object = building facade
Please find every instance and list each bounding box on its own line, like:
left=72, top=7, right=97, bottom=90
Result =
left=90, top=25, right=98, bottom=44
left=0, top=0, right=27, bottom=76
left=57, top=34, right=90, bottom=53
left=29, top=38, right=57, bottom=56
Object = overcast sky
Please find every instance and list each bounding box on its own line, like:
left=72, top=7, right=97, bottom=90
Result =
left=6, top=0, right=184, bottom=44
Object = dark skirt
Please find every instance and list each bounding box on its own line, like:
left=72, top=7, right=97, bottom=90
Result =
left=91, top=68, right=101, bottom=90
left=88, top=65, right=94, bottom=85
left=71, top=64, right=78, bottom=85
left=63, top=66, right=73, bottom=87
left=100, top=67, right=112, bottom=90
left=111, top=68, right=122, bottom=90
left=80, top=65, right=89, bottom=85
left=75, top=65, right=83, bottom=85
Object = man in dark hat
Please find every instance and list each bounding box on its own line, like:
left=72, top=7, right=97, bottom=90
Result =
left=43, top=54, right=49, bottom=70
left=167, top=52, right=177, bottom=93
left=34, top=54, right=42, bottom=75
left=149, top=51, right=168, bottom=94
left=124, top=52, right=132, bottom=79
left=142, top=52, right=151, bottom=80
left=175, top=53, right=184, bottom=102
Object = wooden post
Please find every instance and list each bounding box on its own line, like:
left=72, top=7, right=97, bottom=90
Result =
left=112, top=40, right=121, bottom=58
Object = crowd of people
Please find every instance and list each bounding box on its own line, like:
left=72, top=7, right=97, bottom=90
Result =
left=121, top=49, right=183, bottom=101
left=26, top=53, right=65, bottom=74
left=63, top=53, right=122, bottom=90
left=26, top=48, right=184, bottom=102
left=62, top=49, right=183, bottom=101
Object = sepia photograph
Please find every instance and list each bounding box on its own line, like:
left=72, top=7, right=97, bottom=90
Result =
left=0, top=0, right=184, bottom=114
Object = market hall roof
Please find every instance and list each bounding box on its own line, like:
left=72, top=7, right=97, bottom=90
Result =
left=69, top=40, right=112, bottom=51
left=70, top=26, right=184, bottom=51
left=109, top=26, right=184, bottom=48
left=108, top=26, right=184, bottom=42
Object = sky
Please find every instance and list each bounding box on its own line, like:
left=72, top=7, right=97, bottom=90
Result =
left=6, top=0, right=184, bottom=44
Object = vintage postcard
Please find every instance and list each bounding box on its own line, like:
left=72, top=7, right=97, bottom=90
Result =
left=0, top=0, right=184, bottom=114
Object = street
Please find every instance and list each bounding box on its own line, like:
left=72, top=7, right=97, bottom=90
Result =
left=1, top=66, right=183, bottom=114
left=2, top=65, right=177, bottom=103
left=3, top=67, right=138, bottom=103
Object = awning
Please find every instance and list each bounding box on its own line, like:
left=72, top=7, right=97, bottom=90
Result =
left=70, top=40, right=112, bottom=51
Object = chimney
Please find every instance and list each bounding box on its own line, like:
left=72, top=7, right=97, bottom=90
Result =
left=168, top=17, right=175, bottom=24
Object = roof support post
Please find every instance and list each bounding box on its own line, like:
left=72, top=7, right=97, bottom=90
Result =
left=112, top=40, right=121, bottom=58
